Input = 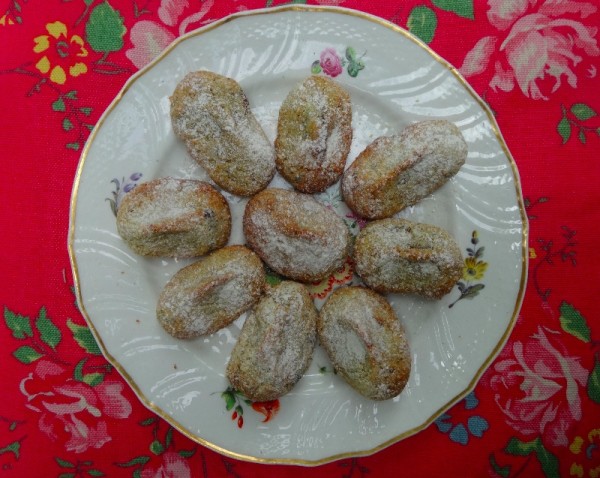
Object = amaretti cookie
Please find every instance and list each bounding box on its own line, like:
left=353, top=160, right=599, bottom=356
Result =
left=116, top=177, right=231, bottom=258
left=275, top=76, right=352, bottom=193
left=342, top=120, right=467, bottom=219
left=318, top=286, right=411, bottom=400
left=156, top=245, right=265, bottom=339
left=170, top=71, right=276, bottom=196
left=353, top=218, right=463, bottom=299
left=243, top=188, right=351, bottom=282
left=226, top=281, right=318, bottom=401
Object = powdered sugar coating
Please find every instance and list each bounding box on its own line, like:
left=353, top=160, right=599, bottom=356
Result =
left=170, top=71, right=275, bottom=196
left=342, top=120, right=467, bottom=219
left=353, top=218, right=463, bottom=299
left=226, top=281, right=318, bottom=401
left=318, top=286, right=411, bottom=401
left=116, top=177, right=231, bottom=258
left=275, top=76, right=352, bottom=193
left=156, top=245, right=265, bottom=339
left=243, top=188, right=351, bottom=282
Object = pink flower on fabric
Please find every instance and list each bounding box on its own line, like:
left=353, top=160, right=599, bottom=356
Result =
left=320, top=48, right=343, bottom=77
left=141, top=452, right=192, bottom=478
left=460, top=0, right=599, bottom=100
left=20, top=360, right=132, bottom=453
left=125, top=20, right=176, bottom=69
left=488, top=327, right=589, bottom=447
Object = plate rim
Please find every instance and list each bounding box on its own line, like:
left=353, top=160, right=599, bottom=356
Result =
left=67, top=4, right=529, bottom=466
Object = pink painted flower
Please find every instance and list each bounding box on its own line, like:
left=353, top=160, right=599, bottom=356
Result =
left=488, top=327, right=589, bottom=446
left=20, top=360, right=132, bottom=453
left=141, top=452, right=191, bottom=478
left=125, top=21, right=176, bottom=69
left=460, top=0, right=599, bottom=99
left=320, top=48, right=343, bottom=77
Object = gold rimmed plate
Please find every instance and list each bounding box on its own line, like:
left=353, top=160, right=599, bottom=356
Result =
left=68, top=5, right=527, bottom=465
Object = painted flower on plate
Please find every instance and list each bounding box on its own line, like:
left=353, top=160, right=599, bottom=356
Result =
left=460, top=0, right=599, bottom=100
left=489, top=326, right=589, bottom=446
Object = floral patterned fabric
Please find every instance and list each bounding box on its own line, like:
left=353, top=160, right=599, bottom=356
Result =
left=1, top=0, right=598, bottom=476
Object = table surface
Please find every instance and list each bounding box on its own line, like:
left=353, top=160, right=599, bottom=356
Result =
left=1, top=0, right=598, bottom=476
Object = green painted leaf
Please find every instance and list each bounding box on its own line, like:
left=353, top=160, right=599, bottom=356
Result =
left=559, top=301, right=590, bottom=342
left=221, top=391, right=236, bottom=411
left=407, top=6, right=437, bottom=44
left=0, top=441, right=20, bottom=459
left=116, top=456, right=151, bottom=467
left=489, top=453, right=510, bottom=478
left=150, top=440, right=164, bottom=455
left=570, top=103, right=597, bottom=121
left=62, top=118, right=74, bottom=132
left=557, top=117, right=571, bottom=144
left=588, top=357, right=600, bottom=404
left=66, top=142, right=81, bottom=151
left=432, top=0, right=474, bottom=19
left=13, top=346, right=42, bottom=364
left=85, top=2, right=127, bottom=53
left=4, top=307, right=33, bottom=339
left=83, top=373, right=104, bottom=386
left=345, top=46, right=357, bottom=61
left=311, top=60, right=322, bottom=74
left=55, top=458, right=75, bottom=468
left=36, top=307, right=61, bottom=350
left=67, top=319, right=102, bottom=355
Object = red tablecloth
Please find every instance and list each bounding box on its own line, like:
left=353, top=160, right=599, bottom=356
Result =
left=2, top=0, right=599, bottom=476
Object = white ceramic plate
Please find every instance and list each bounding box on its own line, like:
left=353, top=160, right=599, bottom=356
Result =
left=69, top=6, right=527, bottom=465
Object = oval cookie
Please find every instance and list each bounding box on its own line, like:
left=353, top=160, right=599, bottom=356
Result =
left=226, top=281, right=318, bottom=401
left=353, top=218, right=463, bottom=299
left=116, top=177, right=231, bottom=258
left=318, top=286, right=411, bottom=400
left=157, top=245, right=265, bottom=339
left=243, top=188, right=351, bottom=282
left=342, top=120, right=467, bottom=219
left=170, top=71, right=276, bottom=196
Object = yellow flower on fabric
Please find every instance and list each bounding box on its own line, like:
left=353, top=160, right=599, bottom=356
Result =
left=463, top=257, right=488, bottom=281
left=33, top=21, right=89, bottom=85
left=0, top=14, right=15, bottom=26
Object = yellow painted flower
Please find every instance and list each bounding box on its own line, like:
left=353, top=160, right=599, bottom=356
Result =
left=33, top=21, right=88, bottom=85
left=463, top=257, right=488, bottom=281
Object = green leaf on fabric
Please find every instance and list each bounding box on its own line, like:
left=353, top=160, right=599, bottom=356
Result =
left=4, top=307, right=33, bottom=339
left=13, top=346, right=42, bottom=364
left=179, top=449, right=196, bottom=458
left=67, top=319, right=102, bottom=355
left=0, top=441, right=21, bottom=459
left=165, top=427, right=173, bottom=448
left=65, top=90, right=78, bottom=100
left=578, top=130, right=586, bottom=144
left=58, top=473, right=75, bottom=478
left=116, top=456, right=151, bottom=467
left=557, top=117, right=571, bottom=144
left=150, top=440, right=164, bottom=455
left=55, top=458, right=75, bottom=468
left=588, top=357, right=600, bottom=404
left=83, top=373, right=104, bottom=386
left=66, top=142, right=81, bottom=151
left=85, top=2, right=127, bottom=53
left=52, top=98, right=66, bottom=112
left=570, top=103, right=597, bottom=121
left=504, top=437, right=559, bottom=478
left=62, top=118, right=74, bottom=132
left=140, top=417, right=157, bottom=426
left=489, top=453, right=510, bottom=478
left=407, top=6, right=437, bottom=44
left=80, top=107, right=93, bottom=116
left=559, top=301, right=590, bottom=342
left=36, top=307, right=61, bottom=350
left=87, top=470, right=105, bottom=477
left=432, top=0, right=474, bottom=19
